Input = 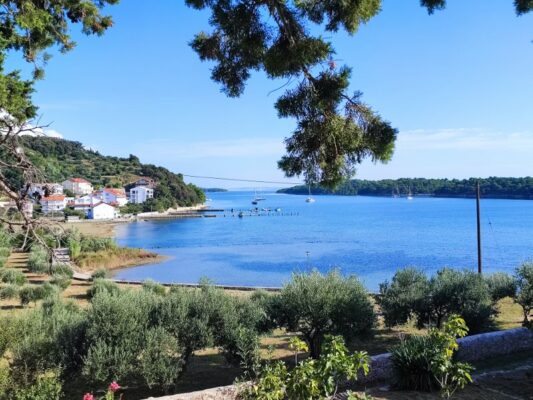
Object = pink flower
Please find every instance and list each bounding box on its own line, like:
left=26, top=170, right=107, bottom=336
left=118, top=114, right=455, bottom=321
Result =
left=108, top=381, right=121, bottom=392
left=83, top=394, right=94, bottom=400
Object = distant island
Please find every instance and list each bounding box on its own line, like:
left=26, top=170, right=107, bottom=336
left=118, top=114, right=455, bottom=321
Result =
left=203, top=188, right=228, bottom=192
left=278, top=177, right=533, bottom=200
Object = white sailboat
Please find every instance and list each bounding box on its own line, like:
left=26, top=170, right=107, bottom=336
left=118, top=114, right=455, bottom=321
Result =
left=306, top=185, right=315, bottom=203
left=407, top=187, right=414, bottom=200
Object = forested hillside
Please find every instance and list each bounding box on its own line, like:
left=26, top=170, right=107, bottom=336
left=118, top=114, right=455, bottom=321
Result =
left=279, top=177, right=533, bottom=199
left=19, top=136, right=205, bottom=207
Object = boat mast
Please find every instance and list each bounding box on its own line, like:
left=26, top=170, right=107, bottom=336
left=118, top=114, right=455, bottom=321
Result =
left=476, top=181, right=482, bottom=274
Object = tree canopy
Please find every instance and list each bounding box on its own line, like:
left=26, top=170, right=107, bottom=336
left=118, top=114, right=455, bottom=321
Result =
left=187, top=0, right=531, bottom=187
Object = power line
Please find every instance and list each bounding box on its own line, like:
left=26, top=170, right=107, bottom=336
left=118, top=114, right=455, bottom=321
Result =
left=182, top=174, right=303, bottom=185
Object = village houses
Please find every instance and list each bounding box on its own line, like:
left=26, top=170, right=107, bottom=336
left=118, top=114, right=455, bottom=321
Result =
left=129, top=185, right=154, bottom=204
left=62, top=178, right=93, bottom=195
left=40, top=194, right=67, bottom=214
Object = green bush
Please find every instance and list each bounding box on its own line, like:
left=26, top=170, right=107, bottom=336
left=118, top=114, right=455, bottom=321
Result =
left=51, top=263, right=74, bottom=278
left=83, top=289, right=183, bottom=387
left=391, top=316, right=473, bottom=398
left=239, top=335, right=370, bottom=400
left=86, top=279, right=120, bottom=299
left=91, top=268, right=108, bottom=279
left=50, top=275, right=72, bottom=291
left=0, top=268, right=27, bottom=286
left=0, top=284, right=19, bottom=299
left=8, top=300, right=87, bottom=383
left=485, top=272, right=517, bottom=302
left=68, top=240, right=82, bottom=259
left=142, top=279, right=166, bottom=296
left=274, top=270, right=375, bottom=358
left=378, top=268, right=429, bottom=327
left=11, top=370, right=63, bottom=400
left=416, top=269, right=495, bottom=333
left=380, top=268, right=496, bottom=333
left=80, top=236, right=117, bottom=253
left=0, top=363, right=11, bottom=400
left=18, top=284, right=57, bottom=306
left=515, top=262, right=533, bottom=326
left=28, top=246, right=50, bottom=274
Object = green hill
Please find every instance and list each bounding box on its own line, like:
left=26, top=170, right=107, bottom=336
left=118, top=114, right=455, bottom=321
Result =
left=278, top=177, right=533, bottom=200
left=19, top=136, right=205, bottom=208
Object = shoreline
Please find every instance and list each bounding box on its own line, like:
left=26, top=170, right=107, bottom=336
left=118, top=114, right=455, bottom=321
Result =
left=60, top=204, right=208, bottom=274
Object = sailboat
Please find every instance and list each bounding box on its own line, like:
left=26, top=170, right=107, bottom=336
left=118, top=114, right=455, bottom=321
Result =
left=251, top=188, right=265, bottom=204
left=305, top=185, right=315, bottom=203
left=407, top=187, right=414, bottom=200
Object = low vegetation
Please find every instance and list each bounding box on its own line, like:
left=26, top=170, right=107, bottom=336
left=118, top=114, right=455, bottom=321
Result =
left=239, top=336, right=370, bottom=400
left=378, top=267, right=529, bottom=333
left=391, top=316, right=473, bottom=398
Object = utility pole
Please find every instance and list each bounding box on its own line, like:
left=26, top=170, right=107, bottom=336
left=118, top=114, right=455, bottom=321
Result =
left=476, top=182, right=482, bottom=274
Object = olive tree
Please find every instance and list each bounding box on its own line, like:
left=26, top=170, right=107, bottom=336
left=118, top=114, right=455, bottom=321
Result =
left=515, top=262, right=533, bottom=326
left=274, top=270, right=375, bottom=358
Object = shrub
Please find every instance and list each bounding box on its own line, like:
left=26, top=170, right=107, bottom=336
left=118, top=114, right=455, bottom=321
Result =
left=86, top=279, right=120, bottom=299
left=51, top=263, right=74, bottom=278
left=274, top=270, right=375, bottom=357
left=28, top=246, right=50, bottom=274
left=0, top=268, right=27, bottom=285
left=9, top=300, right=87, bottom=382
left=413, top=269, right=495, bottom=333
left=91, top=268, right=108, bottom=279
left=378, top=267, right=429, bottom=327
left=515, top=262, right=533, bottom=326
left=11, top=370, right=63, bottom=400
left=69, top=240, right=82, bottom=260
left=391, top=316, right=473, bottom=398
left=83, top=289, right=183, bottom=387
left=50, top=275, right=72, bottom=291
left=18, top=284, right=57, bottom=306
left=80, top=236, right=117, bottom=253
left=239, top=335, right=370, bottom=400
left=0, top=284, right=19, bottom=299
left=142, top=279, right=166, bottom=296
left=485, top=272, right=517, bottom=302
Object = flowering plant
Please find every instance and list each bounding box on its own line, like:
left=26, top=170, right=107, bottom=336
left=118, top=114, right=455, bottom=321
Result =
left=83, top=381, right=122, bottom=400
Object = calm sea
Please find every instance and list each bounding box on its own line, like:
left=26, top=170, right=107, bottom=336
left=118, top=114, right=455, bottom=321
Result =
left=113, top=191, right=533, bottom=291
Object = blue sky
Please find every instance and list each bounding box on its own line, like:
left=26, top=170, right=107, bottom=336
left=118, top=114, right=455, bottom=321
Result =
left=7, top=0, right=533, bottom=189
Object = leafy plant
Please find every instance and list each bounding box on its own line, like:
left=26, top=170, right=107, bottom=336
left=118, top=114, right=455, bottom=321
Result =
left=142, top=279, right=166, bottom=296
left=239, top=335, right=370, bottom=400
left=485, top=272, right=517, bottom=302
left=274, top=270, right=374, bottom=357
left=378, top=267, right=429, bottom=327
left=0, top=268, right=27, bottom=286
left=391, top=315, right=473, bottom=398
left=515, top=262, right=533, bottom=326
left=28, top=246, right=50, bottom=274
left=380, top=268, right=496, bottom=333
left=0, top=284, right=19, bottom=299
left=86, top=279, right=120, bottom=299
left=11, top=370, right=63, bottom=400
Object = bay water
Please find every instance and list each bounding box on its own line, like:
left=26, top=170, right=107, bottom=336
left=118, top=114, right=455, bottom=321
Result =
left=114, top=191, right=533, bottom=291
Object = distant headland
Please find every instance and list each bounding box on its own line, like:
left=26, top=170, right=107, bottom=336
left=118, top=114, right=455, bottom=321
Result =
left=278, top=177, right=533, bottom=200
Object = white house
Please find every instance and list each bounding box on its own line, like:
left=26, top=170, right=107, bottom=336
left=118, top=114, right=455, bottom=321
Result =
left=40, top=195, right=67, bottom=214
left=62, top=178, right=93, bottom=196
left=28, top=183, right=63, bottom=198
left=87, top=203, right=117, bottom=220
left=99, top=188, right=128, bottom=207
left=129, top=186, right=154, bottom=204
